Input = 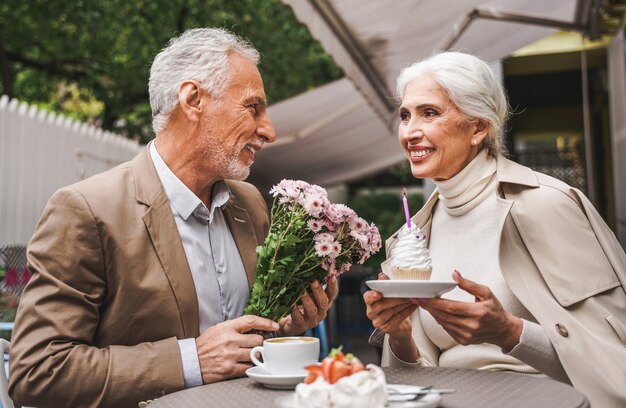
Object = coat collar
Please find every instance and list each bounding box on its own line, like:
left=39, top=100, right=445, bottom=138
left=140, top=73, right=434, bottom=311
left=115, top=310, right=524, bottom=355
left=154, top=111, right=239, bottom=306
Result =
left=418, top=154, right=539, bottom=221
left=494, top=154, right=539, bottom=188
left=132, top=146, right=165, bottom=206
left=131, top=147, right=200, bottom=338
left=388, top=154, right=539, bottom=253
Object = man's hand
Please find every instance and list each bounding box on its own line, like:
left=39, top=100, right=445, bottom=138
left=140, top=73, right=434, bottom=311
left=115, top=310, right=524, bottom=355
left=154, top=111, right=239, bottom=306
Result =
left=278, top=275, right=339, bottom=336
left=415, top=270, right=523, bottom=352
left=195, top=315, right=279, bottom=384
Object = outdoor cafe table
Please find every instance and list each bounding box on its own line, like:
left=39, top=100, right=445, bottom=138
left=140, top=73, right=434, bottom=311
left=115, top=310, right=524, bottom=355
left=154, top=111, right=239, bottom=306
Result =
left=148, top=366, right=589, bottom=408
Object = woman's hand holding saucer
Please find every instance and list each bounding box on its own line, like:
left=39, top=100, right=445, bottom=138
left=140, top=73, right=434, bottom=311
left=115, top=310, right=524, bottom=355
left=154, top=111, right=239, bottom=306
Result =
left=364, top=273, right=417, bottom=337
left=414, top=271, right=523, bottom=352
left=364, top=273, right=420, bottom=362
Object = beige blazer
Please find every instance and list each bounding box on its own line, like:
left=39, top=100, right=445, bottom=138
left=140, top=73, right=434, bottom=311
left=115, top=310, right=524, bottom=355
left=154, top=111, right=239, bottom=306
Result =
left=380, top=156, right=626, bottom=407
left=9, top=147, right=269, bottom=408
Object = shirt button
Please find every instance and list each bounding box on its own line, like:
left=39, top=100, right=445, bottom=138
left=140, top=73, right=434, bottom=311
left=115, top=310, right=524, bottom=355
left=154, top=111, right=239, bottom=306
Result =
left=555, top=323, right=569, bottom=337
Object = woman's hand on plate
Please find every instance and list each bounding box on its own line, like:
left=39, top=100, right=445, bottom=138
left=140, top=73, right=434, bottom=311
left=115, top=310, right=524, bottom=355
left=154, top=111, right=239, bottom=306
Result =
left=363, top=272, right=417, bottom=338
left=414, top=270, right=523, bottom=352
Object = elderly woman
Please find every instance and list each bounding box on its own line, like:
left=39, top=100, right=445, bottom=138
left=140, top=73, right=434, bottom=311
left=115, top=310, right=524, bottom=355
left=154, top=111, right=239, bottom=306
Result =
left=364, top=52, right=626, bottom=407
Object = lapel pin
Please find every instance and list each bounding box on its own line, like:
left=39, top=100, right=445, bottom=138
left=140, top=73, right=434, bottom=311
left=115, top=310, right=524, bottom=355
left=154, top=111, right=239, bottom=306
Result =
left=234, top=217, right=246, bottom=223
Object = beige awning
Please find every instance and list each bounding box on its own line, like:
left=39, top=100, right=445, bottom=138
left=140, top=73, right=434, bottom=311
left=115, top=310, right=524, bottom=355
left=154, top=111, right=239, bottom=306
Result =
left=250, top=0, right=589, bottom=193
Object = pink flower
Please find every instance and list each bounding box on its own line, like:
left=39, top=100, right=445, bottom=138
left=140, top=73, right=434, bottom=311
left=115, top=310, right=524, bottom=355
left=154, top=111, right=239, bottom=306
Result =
left=315, top=241, right=333, bottom=257
left=307, top=219, right=323, bottom=232
left=368, top=224, right=382, bottom=252
left=273, top=179, right=302, bottom=199
left=337, top=262, right=352, bottom=275
left=302, top=195, right=324, bottom=217
left=349, top=217, right=367, bottom=233
left=325, top=203, right=344, bottom=224
left=330, top=242, right=342, bottom=259
left=315, top=232, right=335, bottom=243
left=324, top=219, right=338, bottom=232
left=305, top=183, right=328, bottom=199
left=350, top=230, right=369, bottom=249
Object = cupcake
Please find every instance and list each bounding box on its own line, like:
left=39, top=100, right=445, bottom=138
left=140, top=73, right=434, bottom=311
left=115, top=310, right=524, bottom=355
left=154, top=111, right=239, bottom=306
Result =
left=389, top=224, right=432, bottom=280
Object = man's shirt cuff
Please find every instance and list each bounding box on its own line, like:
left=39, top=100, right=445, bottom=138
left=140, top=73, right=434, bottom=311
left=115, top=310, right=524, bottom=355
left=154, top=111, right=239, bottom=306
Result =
left=178, top=338, right=203, bottom=388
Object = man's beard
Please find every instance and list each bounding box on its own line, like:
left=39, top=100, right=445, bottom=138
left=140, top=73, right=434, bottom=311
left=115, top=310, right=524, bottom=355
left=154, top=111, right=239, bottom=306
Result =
left=222, top=150, right=250, bottom=180
left=201, top=137, right=251, bottom=180
left=199, top=118, right=252, bottom=180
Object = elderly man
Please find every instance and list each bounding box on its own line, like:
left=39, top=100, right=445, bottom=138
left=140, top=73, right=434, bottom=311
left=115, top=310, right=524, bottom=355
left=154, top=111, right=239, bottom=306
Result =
left=9, top=28, right=337, bottom=408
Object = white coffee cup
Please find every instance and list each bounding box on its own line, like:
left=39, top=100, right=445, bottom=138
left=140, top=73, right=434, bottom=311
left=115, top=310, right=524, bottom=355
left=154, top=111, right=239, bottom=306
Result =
left=250, top=336, right=320, bottom=376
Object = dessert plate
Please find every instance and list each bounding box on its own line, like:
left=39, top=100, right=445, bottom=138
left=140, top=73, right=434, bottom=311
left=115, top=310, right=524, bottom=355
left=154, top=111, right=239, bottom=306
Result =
left=246, top=366, right=306, bottom=390
left=387, top=392, right=442, bottom=408
left=365, top=280, right=457, bottom=298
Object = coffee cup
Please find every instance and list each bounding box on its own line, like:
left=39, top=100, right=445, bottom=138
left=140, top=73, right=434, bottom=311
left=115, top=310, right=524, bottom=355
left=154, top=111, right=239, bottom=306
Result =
left=250, top=336, right=320, bottom=376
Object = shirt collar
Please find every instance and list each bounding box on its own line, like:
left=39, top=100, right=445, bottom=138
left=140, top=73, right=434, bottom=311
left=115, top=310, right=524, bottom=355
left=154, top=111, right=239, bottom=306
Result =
left=149, top=141, right=230, bottom=223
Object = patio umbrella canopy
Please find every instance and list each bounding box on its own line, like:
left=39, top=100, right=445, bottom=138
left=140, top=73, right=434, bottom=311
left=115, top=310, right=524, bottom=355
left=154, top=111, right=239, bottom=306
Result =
left=249, top=0, right=587, bottom=194
left=252, top=78, right=405, bottom=193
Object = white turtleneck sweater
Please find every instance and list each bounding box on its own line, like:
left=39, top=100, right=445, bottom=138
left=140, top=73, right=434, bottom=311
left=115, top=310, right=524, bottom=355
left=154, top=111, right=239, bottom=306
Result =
left=420, top=149, right=564, bottom=377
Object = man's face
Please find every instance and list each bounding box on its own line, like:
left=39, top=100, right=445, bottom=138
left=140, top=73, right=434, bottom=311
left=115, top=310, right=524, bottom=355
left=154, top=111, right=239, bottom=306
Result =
left=200, top=52, right=276, bottom=180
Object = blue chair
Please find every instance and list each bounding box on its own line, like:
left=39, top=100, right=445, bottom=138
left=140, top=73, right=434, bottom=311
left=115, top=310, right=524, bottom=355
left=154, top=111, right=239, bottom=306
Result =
left=306, top=320, right=329, bottom=358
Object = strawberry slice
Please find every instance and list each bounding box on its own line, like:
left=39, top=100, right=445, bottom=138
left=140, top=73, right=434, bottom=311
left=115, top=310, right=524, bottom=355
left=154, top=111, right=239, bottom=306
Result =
left=349, top=359, right=365, bottom=374
left=311, top=347, right=368, bottom=385
left=304, top=364, right=323, bottom=384
left=329, top=360, right=350, bottom=384
left=321, top=357, right=334, bottom=382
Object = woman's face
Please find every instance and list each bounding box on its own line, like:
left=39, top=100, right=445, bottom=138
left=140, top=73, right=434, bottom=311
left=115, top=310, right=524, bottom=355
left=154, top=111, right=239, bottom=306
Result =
left=398, top=73, right=487, bottom=181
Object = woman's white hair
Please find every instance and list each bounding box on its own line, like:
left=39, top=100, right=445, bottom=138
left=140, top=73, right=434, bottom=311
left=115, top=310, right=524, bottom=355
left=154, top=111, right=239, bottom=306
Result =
left=149, top=28, right=260, bottom=134
left=396, top=52, right=509, bottom=157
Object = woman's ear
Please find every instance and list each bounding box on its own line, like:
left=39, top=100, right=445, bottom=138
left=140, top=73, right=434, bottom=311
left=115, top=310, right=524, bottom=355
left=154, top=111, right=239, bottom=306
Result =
left=178, top=80, right=203, bottom=123
left=473, top=119, right=490, bottom=144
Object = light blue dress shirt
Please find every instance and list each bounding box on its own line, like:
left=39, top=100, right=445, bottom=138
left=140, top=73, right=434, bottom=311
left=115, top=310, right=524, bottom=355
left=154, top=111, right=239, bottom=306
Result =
left=149, top=142, right=250, bottom=387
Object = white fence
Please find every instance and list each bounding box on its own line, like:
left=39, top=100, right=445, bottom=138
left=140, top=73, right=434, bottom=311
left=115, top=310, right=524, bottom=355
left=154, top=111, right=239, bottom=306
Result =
left=0, top=95, right=142, bottom=245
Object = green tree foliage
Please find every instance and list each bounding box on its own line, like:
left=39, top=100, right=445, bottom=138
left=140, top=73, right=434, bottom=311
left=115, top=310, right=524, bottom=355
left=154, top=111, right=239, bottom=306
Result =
left=0, top=0, right=342, bottom=142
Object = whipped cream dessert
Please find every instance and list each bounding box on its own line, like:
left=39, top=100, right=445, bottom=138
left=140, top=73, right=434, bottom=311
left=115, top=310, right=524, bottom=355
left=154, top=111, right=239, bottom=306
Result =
left=294, top=364, right=387, bottom=408
left=390, top=224, right=432, bottom=279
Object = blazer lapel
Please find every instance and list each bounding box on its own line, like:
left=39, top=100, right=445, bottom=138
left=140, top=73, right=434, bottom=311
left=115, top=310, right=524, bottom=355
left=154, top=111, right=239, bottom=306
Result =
left=133, top=147, right=200, bottom=338
left=223, top=202, right=258, bottom=288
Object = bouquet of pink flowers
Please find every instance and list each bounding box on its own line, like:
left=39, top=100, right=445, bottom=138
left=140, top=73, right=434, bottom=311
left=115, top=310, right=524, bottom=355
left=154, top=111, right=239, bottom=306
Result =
left=244, top=179, right=382, bottom=322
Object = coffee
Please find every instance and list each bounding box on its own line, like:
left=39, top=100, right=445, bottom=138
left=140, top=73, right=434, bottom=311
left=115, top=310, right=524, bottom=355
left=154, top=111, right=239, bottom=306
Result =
left=250, top=336, right=320, bottom=375
left=266, top=337, right=316, bottom=344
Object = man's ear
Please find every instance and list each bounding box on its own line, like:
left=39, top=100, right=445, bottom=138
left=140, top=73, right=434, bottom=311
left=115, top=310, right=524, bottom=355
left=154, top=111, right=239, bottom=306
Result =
left=178, top=81, right=203, bottom=123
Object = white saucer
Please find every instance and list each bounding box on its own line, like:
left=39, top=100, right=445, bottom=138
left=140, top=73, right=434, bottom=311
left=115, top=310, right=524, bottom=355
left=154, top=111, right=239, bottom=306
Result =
left=245, top=366, right=306, bottom=390
left=365, top=280, right=457, bottom=298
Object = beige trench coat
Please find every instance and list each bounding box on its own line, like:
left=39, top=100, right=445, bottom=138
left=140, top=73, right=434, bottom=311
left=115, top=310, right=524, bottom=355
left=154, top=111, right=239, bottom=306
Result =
left=378, top=156, right=626, bottom=407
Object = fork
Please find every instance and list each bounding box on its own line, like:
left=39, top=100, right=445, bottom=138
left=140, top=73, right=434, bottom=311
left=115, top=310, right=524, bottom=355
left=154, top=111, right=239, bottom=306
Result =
left=388, top=386, right=433, bottom=402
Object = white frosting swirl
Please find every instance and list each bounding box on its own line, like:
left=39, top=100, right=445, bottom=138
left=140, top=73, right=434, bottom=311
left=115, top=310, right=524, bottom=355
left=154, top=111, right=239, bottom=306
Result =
left=294, top=365, right=387, bottom=408
left=390, top=224, right=432, bottom=269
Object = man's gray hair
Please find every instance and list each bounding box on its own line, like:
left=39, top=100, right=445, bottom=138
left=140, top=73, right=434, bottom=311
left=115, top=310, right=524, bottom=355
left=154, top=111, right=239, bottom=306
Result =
left=149, top=28, right=260, bottom=134
left=396, top=52, right=509, bottom=157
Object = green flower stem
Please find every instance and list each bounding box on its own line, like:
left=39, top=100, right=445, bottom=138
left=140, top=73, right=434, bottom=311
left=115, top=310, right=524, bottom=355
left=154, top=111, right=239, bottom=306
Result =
left=270, top=205, right=307, bottom=266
